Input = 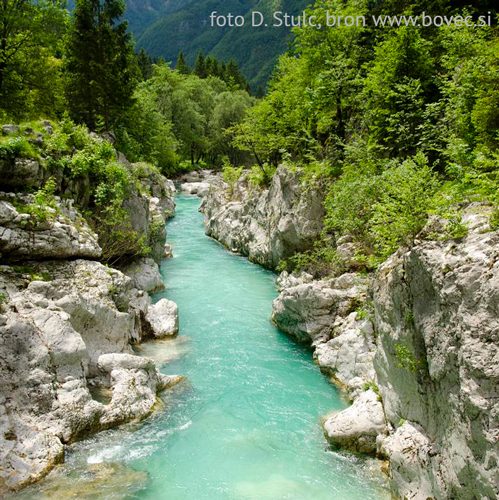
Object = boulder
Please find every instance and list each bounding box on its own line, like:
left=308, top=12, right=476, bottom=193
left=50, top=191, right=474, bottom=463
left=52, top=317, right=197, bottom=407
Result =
left=146, top=298, right=179, bottom=338
left=98, top=353, right=155, bottom=373
left=323, top=390, right=387, bottom=455
left=0, top=158, right=43, bottom=191
left=2, top=124, right=19, bottom=135
left=271, top=273, right=369, bottom=344
left=121, top=257, right=164, bottom=293
left=180, top=182, right=211, bottom=197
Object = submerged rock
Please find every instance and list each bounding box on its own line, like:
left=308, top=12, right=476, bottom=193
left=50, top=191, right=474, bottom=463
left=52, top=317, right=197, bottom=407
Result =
left=20, top=462, right=149, bottom=499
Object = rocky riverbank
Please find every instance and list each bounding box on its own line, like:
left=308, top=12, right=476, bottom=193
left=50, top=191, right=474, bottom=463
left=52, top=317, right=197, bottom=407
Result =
left=201, top=168, right=499, bottom=499
left=0, top=125, right=181, bottom=493
left=200, top=165, right=325, bottom=269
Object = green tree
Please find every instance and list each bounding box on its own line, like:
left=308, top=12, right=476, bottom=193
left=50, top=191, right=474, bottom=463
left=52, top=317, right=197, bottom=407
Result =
left=65, top=0, right=139, bottom=130
left=194, top=52, right=206, bottom=78
left=137, top=48, right=153, bottom=80
left=176, top=51, right=190, bottom=74
left=0, top=0, right=67, bottom=119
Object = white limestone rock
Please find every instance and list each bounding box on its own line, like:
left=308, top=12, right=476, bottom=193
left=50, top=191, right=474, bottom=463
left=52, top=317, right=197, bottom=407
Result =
left=0, top=260, right=180, bottom=492
left=373, top=206, right=499, bottom=499
left=0, top=196, right=101, bottom=260
left=146, top=298, right=179, bottom=338
left=323, top=390, right=387, bottom=455
left=180, top=182, right=211, bottom=197
left=121, top=257, right=164, bottom=293
left=201, top=165, right=325, bottom=269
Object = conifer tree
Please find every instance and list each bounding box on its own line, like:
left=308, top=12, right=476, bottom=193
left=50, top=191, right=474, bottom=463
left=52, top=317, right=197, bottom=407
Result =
left=137, top=48, right=153, bottom=80
left=176, top=51, right=190, bottom=74
left=194, top=53, right=207, bottom=78
left=65, top=0, right=139, bottom=130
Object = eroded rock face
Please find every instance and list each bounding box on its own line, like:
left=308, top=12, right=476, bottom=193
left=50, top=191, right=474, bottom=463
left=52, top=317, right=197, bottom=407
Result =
left=0, top=195, right=101, bottom=261
left=201, top=165, right=325, bottom=269
left=0, top=260, right=180, bottom=492
left=272, top=207, right=498, bottom=499
left=272, top=272, right=369, bottom=344
left=272, top=271, right=377, bottom=396
left=373, top=208, right=499, bottom=499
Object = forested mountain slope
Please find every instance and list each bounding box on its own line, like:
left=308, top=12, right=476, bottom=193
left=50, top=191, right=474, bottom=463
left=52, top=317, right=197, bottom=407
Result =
left=130, top=0, right=310, bottom=91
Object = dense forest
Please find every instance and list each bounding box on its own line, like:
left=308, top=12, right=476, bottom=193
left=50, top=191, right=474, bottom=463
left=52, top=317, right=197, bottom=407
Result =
left=0, top=0, right=498, bottom=274
left=227, top=0, right=499, bottom=274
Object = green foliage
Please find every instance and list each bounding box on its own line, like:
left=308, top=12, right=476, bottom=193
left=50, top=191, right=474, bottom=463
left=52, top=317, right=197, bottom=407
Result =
left=491, top=209, right=499, bottom=231
left=356, top=301, right=374, bottom=322
left=0, top=1, right=68, bottom=120
left=394, top=343, right=422, bottom=373
left=362, top=381, right=380, bottom=398
left=0, top=291, right=8, bottom=305
left=0, top=136, right=39, bottom=160
left=222, top=160, right=243, bottom=198
left=370, top=154, right=440, bottom=258
left=278, top=244, right=345, bottom=279
left=117, top=63, right=252, bottom=173
left=247, top=164, right=276, bottom=188
left=444, top=217, right=469, bottom=240
left=16, top=178, right=59, bottom=224
left=65, top=0, right=140, bottom=130
left=12, top=265, right=51, bottom=282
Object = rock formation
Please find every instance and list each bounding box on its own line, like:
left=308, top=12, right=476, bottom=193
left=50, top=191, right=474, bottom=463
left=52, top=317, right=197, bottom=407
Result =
left=0, top=136, right=181, bottom=493
left=201, top=165, right=325, bottom=269
left=272, top=208, right=499, bottom=499
left=0, top=259, right=180, bottom=491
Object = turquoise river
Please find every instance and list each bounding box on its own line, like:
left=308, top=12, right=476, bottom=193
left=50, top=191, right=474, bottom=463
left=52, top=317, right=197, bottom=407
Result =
left=14, top=195, right=387, bottom=499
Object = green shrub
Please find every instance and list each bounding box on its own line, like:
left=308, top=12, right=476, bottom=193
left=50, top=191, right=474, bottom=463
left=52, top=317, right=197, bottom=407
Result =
left=362, top=381, right=381, bottom=398
left=278, top=244, right=346, bottom=279
left=394, top=343, right=421, bottom=373
left=15, top=178, right=59, bottom=224
left=0, top=135, right=39, bottom=160
left=222, top=159, right=243, bottom=198
left=247, top=163, right=276, bottom=188
left=444, top=216, right=469, bottom=240
left=490, top=208, right=499, bottom=230
left=370, top=154, right=439, bottom=258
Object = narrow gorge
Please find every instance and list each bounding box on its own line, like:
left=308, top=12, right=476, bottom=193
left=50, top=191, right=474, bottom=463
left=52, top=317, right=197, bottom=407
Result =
left=199, top=168, right=499, bottom=499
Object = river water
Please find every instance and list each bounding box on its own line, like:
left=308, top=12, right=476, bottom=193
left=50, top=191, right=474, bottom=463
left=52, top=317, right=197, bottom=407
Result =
left=14, top=195, right=386, bottom=499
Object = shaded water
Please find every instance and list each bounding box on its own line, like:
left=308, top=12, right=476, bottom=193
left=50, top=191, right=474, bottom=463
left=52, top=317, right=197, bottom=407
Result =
left=13, top=195, right=386, bottom=499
